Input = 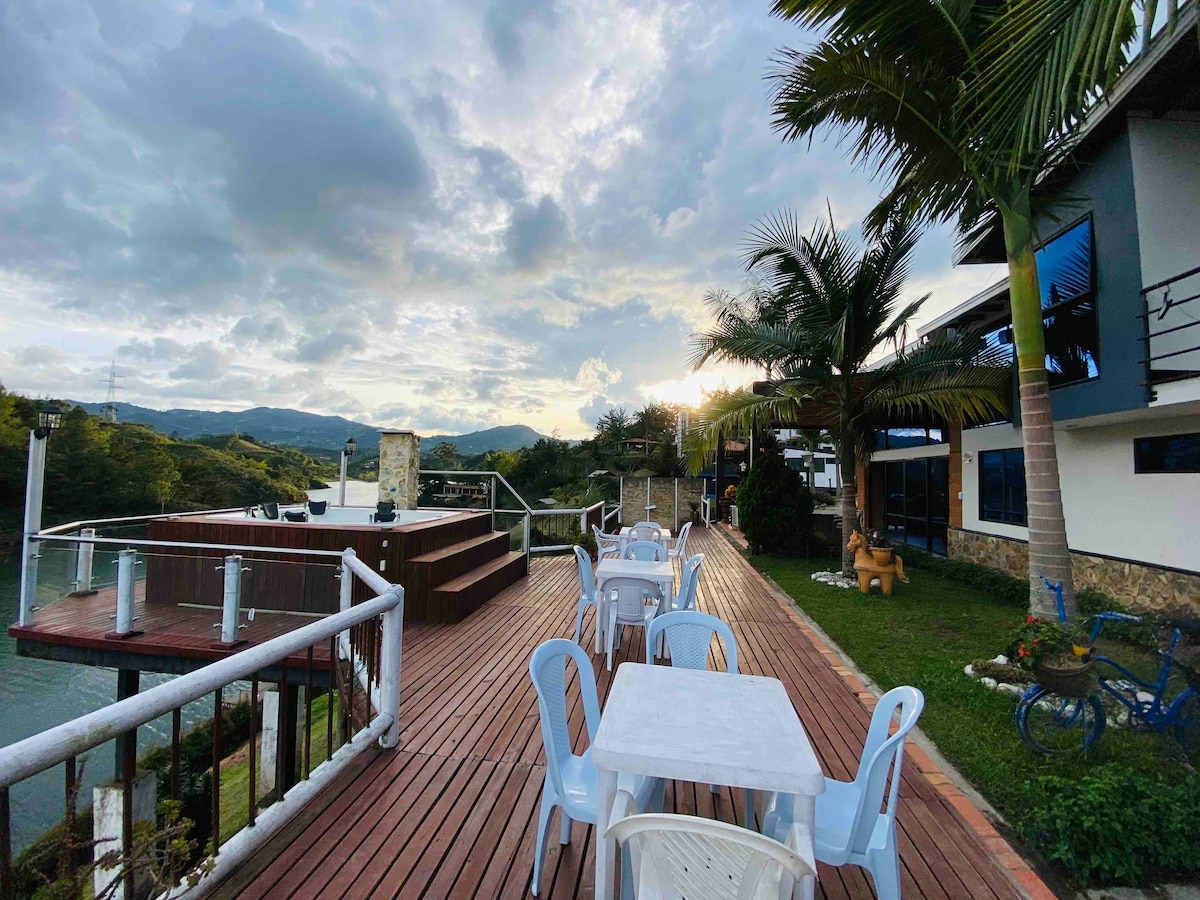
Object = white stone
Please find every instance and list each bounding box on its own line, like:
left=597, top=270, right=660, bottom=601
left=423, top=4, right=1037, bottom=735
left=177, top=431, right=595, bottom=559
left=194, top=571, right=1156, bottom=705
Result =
left=870, top=578, right=881, bottom=588
left=1136, top=691, right=1155, bottom=705
left=997, top=683, right=1024, bottom=696
left=94, top=769, right=156, bottom=898
left=980, top=677, right=997, bottom=689
left=992, top=654, right=1009, bottom=666
left=964, top=664, right=975, bottom=678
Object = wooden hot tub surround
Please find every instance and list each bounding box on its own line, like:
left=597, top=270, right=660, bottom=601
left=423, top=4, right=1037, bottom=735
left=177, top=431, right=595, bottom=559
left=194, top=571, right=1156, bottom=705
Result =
left=145, top=511, right=526, bottom=624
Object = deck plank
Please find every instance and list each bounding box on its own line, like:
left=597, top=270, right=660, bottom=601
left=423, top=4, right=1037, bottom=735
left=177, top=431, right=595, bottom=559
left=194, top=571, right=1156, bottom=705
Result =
left=226, top=527, right=1028, bottom=899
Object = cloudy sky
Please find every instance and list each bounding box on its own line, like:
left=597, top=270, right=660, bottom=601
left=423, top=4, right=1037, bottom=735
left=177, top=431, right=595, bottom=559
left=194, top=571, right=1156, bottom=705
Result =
left=0, top=0, right=1005, bottom=439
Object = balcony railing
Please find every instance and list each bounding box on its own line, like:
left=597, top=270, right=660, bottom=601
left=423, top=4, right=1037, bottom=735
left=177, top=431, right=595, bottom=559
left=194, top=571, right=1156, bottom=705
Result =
left=1139, top=264, right=1200, bottom=401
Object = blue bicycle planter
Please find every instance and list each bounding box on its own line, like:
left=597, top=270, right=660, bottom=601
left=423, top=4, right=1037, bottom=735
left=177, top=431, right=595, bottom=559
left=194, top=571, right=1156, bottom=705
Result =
left=1015, top=578, right=1200, bottom=757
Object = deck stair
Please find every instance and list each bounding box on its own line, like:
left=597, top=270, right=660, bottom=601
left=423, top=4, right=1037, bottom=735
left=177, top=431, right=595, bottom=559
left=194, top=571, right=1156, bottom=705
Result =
left=403, top=527, right=526, bottom=623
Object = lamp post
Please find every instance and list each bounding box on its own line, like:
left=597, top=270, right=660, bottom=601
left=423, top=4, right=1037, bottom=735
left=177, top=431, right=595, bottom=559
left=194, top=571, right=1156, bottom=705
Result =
left=19, top=403, right=63, bottom=627
left=338, top=435, right=357, bottom=507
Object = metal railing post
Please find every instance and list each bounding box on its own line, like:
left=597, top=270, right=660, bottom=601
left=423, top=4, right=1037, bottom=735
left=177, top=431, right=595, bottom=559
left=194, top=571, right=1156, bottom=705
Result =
left=114, top=550, right=136, bottom=635
left=73, top=528, right=95, bottom=595
left=18, top=433, right=47, bottom=627
left=522, top=514, right=531, bottom=571
left=377, top=586, right=404, bottom=749
left=219, top=555, right=243, bottom=644
left=491, top=475, right=497, bottom=532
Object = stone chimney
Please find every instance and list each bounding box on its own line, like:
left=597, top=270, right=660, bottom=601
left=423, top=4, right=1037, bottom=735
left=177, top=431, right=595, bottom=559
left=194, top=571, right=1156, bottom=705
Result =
left=378, top=430, right=420, bottom=510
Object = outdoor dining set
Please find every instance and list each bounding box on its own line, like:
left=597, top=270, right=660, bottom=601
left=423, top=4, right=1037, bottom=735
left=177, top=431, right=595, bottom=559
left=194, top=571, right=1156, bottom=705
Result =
left=527, top=519, right=926, bottom=900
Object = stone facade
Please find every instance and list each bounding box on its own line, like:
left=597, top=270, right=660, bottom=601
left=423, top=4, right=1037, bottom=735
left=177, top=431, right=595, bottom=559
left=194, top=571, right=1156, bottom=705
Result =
left=378, top=431, right=420, bottom=510
left=619, top=477, right=704, bottom=530
left=948, top=527, right=1200, bottom=613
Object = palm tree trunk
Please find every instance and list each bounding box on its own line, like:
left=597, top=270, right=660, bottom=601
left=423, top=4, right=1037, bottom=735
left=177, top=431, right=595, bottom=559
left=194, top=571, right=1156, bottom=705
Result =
left=838, top=429, right=858, bottom=577
left=1001, top=204, right=1076, bottom=619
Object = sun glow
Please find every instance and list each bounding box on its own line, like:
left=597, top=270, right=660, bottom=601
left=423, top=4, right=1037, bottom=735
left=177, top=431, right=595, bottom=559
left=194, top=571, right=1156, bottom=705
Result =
left=640, top=370, right=740, bottom=409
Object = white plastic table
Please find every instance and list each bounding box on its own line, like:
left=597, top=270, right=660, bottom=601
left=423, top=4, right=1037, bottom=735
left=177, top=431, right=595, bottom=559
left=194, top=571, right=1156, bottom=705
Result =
left=591, top=664, right=825, bottom=900
left=595, top=557, right=675, bottom=609
left=617, top=525, right=672, bottom=553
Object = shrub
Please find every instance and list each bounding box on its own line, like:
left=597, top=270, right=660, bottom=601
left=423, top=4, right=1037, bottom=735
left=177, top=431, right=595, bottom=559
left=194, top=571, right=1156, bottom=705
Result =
left=736, top=448, right=812, bottom=556
left=573, top=531, right=597, bottom=559
left=897, top=544, right=1028, bottom=606
left=1018, top=767, right=1200, bottom=885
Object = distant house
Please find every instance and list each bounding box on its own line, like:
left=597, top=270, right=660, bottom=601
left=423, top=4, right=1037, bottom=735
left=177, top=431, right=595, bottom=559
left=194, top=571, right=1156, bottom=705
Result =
left=434, top=481, right=488, bottom=500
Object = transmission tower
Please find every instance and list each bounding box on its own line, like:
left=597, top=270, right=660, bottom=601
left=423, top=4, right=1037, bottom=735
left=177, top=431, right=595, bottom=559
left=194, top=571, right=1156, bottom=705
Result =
left=99, top=360, right=124, bottom=423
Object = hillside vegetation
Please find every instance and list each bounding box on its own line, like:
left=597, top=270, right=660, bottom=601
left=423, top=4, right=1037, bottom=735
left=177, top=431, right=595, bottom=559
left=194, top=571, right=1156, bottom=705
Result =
left=0, top=389, right=335, bottom=545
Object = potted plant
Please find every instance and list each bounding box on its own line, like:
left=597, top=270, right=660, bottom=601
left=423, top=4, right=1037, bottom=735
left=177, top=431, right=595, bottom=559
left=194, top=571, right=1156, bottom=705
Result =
left=866, top=529, right=893, bottom=565
left=720, top=484, right=738, bottom=522
left=1011, top=615, right=1095, bottom=698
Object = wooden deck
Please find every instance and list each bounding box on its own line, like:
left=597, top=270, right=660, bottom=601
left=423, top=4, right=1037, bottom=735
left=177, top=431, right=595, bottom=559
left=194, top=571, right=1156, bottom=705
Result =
left=8, top=583, right=331, bottom=672
left=223, top=527, right=1032, bottom=900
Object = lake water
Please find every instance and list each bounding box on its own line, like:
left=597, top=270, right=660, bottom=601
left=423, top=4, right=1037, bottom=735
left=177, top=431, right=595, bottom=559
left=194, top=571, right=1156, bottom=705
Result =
left=0, top=480, right=372, bottom=851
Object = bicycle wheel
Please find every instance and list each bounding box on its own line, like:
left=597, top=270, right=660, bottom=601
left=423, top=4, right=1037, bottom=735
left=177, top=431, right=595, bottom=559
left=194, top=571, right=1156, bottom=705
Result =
left=1174, top=690, right=1200, bottom=762
left=1016, top=685, right=1107, bottom=755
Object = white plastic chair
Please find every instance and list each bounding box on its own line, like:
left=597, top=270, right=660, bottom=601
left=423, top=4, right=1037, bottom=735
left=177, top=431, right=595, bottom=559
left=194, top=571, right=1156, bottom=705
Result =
left=528, top=640, right=665, bottom=897
left=646, top=610, right=737, bottom=673
left=607, top=811, right=816, bottom=900
left=762, top=686, right=925, bottom=900
left=593, top=524, right=622, bottom=560
left=623, top=540, right=666, bottom=562
left=666, top=553, right=704, bottom=613
left=603, top=576, right=661, bottom=671
left=667, top=520, right=692, bottom=560
left=572, top=546, right=603, bottom=652
left=630, top=523, right=663, bottom=543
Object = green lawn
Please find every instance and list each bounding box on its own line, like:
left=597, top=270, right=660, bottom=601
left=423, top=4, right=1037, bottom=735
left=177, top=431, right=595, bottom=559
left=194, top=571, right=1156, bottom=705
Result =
left=214, top=692, right=341, bottom=848
left=753, top=554, right=1189, bottom=823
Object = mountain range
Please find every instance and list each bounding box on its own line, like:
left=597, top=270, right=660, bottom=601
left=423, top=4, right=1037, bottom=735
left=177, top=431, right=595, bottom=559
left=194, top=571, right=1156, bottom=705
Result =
left=66, top=402, right=548, bottom=455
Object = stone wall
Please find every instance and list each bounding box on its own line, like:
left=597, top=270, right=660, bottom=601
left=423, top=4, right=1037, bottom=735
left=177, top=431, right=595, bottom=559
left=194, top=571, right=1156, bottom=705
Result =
left=948, top=527, right=1200, bottom=613
left=619, top=477, right=704, bottom=530
left=378, top=431, right=420, bottom=510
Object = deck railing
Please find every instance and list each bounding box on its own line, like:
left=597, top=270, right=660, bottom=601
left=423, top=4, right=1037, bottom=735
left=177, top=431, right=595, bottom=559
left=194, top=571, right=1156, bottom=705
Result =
left=416, top=469, right=617, bottom=555
left=0, top=548, right=402, bottom=900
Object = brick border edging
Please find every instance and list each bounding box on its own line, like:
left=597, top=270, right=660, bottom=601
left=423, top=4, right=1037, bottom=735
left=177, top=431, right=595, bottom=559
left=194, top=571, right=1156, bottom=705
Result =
left=710, top=522, right=1058, bottom=900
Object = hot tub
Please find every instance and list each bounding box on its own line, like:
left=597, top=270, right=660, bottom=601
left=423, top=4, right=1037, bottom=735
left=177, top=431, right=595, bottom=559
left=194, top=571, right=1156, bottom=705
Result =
left=203, top=506, right=454, bottom=526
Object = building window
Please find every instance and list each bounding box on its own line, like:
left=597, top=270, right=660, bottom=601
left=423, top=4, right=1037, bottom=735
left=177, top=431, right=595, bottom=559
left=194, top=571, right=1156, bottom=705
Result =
left=980, top=449, right=1028, bottom=525
left=873, top=427, right=949, bottom=451
left=1134, top=433, right=1200, bottom=473
left=1036, top=217, right=1100, bottom=387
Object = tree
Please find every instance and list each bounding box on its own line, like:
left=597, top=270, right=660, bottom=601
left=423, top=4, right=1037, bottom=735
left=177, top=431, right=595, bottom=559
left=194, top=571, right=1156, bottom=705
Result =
left=688, top=209, right=1009, bottom=576
left=427, top=441, right=460, bottom=471
left=736, top=436, right=812, bottom=556
left=769, top=0, right=1142, bottom=614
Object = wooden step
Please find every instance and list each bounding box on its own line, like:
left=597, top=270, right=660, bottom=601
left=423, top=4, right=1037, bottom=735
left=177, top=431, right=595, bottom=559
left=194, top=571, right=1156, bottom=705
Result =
left=427, top=551, right=527, bottom=624
left=402, top=532, right=512, bottom=621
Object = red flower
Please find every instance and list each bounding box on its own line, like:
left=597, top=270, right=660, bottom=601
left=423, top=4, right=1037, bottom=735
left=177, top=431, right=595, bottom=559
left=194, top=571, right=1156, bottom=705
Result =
left=1018, top=644, right=1029, bottom=658
left=1026, top=615, right=1036, bottom=624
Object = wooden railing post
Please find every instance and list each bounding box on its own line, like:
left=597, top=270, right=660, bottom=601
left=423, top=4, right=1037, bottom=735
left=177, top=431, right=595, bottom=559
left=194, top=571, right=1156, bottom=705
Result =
left=378, top=586, right=404, bottom=749
left=113, top=550, right=136, bottom=635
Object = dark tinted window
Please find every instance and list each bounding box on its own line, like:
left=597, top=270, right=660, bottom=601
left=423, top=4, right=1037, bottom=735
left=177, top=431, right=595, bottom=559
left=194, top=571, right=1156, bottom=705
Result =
left=1036, top=218, right=1093, bottom=309
left=980, top=449, right=1027, bottom=525
left=1036, top=218, right=1099, bottom=387
left=1134, top=433, right=1200, bottom=473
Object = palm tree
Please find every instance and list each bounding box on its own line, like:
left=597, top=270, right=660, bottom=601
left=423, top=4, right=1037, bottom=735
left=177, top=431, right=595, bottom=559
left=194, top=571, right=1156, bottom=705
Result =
left=768, top=0, right=1145, bottom=617
left=688, top=209, right=1010, bottom=576
left=768, top=0, right=1142, bottom=619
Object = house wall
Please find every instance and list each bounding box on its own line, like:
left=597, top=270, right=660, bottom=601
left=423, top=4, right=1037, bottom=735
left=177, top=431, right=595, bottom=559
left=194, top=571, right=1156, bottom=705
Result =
left=1129, top=117, right=1200, bottom=391
left=1129, top=117, right=1200, bottom=288
left=955, top=417, right=1200, bottom=611
left=1035, top=121, right=1146, bottom=421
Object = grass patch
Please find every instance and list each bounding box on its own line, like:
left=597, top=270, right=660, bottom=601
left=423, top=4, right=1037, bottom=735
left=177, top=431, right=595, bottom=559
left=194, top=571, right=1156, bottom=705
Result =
left=754, top=554, right=1195, bottom=884
left=214, top=692, right=341, bottom=847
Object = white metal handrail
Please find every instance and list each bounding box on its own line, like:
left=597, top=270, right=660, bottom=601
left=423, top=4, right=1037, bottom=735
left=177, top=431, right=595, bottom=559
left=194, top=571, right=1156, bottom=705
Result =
left=0, top=549, right=402, bottom=789
left=1, top=547, right=403, bottom=899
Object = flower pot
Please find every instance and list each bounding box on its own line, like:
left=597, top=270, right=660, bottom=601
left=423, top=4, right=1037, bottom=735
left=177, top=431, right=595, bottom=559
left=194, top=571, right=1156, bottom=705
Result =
left=868, top=547, right=893, bottom=566
left=1033, top=657, right=1095, bottom=699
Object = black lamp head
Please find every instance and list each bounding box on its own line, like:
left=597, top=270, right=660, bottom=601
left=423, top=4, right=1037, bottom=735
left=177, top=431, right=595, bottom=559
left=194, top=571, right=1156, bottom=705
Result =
left=35, top=403, right=63, bottom=439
